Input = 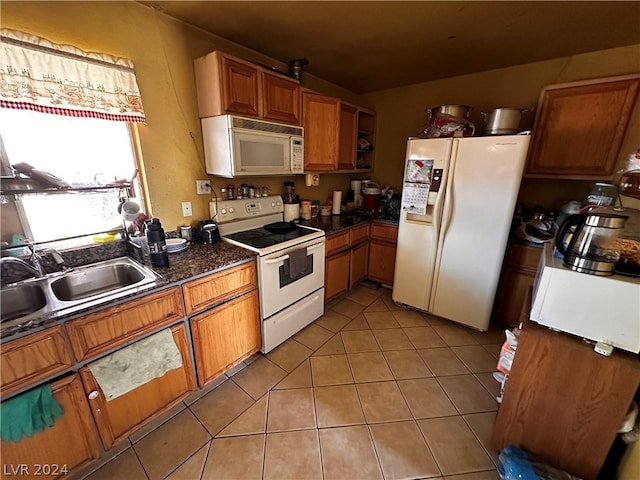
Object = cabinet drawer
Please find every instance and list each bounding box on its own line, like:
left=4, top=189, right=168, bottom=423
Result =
left=326, top=230, right=350, bottom=255
left=370, top=223, right=398, bottom=243
left=66, top=286, right=184, bottom=362
left=506, top=243, right=543, bottom=271
left=349, top=223, right=370, bottom=246
left=183, top=262, right=257, bottom=315
left=1, top=325, right=74, bottom=396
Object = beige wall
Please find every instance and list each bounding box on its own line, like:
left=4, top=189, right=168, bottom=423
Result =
left=3, top=1, right=639, bottom=229
left=362, top=45, right=640, bottom=211
left=1, top=1, right=359, bottom=231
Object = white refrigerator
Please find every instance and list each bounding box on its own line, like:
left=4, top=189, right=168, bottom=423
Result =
left=392, top=134, right=530, bottom=331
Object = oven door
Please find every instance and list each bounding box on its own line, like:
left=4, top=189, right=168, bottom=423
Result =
left=258, top=239, right=325, bottom=319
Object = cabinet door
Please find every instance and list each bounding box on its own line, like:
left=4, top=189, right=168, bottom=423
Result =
left=492, top=268, right=536, bottom=327
left=349, top=241, right=369, bottom=289
left=349, top=223, right=370, bottom=246
left=492, top=321, right=640, bottom=480
left=262, top=72, right=300, bottom=124
left=367, top=240, right=397, bottom=286
left=1, top=325, right=74, bottom=396
left=370, top=223, right=398, bottom=243
left=220, top=56, right=260, bottom=117
left=190, top=290, right=261, bottom=387
left=325, top=230, right=350, bottom=256
left=183, top=262, right=257, bottom=316
left=302, top=93, right=340, bottom=171
left=526, top=75, right=640, bottom=178
left=1, top=374, right=100, bottom=478
left=325, top=250, right=350, bottom=302
left=80, top=324, right=195, bottom=449
left=66, top=286, right=184, bottom=362
left=338, top=103, right=358, bottom=170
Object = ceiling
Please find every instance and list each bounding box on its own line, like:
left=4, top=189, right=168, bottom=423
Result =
left=146, top=1, right=640, bottom=94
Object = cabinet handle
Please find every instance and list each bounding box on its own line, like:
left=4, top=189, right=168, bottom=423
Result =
left=88, top=390, right=100, bottom=400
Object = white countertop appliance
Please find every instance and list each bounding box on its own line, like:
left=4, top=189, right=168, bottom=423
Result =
left=530, top=244, right=640, bottom=353
left=392, top=134, right=530, bottom=331
left=211, top=196, right=325, bottom=353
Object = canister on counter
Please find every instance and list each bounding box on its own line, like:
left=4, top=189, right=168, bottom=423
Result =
left=226, top=184, right=235, bottom=200
left=311, top=200, right=320, bottom=219
left=240, top=183, right=249, bottom=199
left=179, top=225, right=192, bottom=241
left=301, top=199, right=312, bottom=220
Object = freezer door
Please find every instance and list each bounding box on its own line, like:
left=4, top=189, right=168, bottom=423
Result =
left=392, top=138, right=452, bottom=311
left=430, top=135, right=530, bottom=330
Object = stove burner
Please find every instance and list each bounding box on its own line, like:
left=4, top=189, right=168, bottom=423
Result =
left=233, top=231, right=265, bottom=241
left=252, top=238, right=277, bottom=247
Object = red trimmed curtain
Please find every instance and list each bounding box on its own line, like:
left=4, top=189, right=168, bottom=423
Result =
left=0, top=29, right=145, bottom=123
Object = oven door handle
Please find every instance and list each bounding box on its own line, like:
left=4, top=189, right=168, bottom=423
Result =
left=262, top=241, right=324, bottom=264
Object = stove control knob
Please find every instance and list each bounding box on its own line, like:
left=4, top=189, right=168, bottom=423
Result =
left=229, top=207, right=235, bottom=213
left=271, top=201, right=276, bottom=207
left=276, top=201, right=282, bottom=206
left=221, top=208, right=227, bottom=215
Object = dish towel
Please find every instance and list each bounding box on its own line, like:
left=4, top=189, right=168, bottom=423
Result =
left=88, top=328, right=183, bottom=401
left=288, top=248, right=308, bottom=278
left=1, top=384, right=64, bottom=442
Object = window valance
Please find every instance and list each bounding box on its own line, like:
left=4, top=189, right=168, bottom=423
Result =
left=0, top=29, right=145, bottom=123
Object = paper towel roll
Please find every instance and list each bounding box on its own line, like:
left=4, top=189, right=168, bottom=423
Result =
left=332, top=190, right=342, bottom=215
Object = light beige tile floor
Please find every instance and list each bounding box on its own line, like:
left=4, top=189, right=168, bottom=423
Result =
left=84, top=285, right=503, bottom=480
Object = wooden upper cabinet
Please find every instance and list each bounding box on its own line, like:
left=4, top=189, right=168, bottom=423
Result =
left=221, top=56, right=260, bottom=117
left=526, top=75, right=640, bottom=179
left=303, top=92, right=340, bottom=171
left=194, top=50, right=301, bottom=124
left=262, top=71, right=300, bottom=124
left=338, top=103, right=358, bottom=170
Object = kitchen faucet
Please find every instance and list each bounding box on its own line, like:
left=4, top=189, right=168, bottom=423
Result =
left=0, top=244, right=67, bottom=279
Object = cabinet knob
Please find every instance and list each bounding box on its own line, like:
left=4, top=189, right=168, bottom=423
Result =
left=88, top=390, right=100, bottom=400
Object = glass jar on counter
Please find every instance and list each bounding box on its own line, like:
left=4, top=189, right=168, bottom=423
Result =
left=226, top=184, right=235, bottom=200
left=311, top=200, right=320, bottom=219
left=240, top=183, right=249, bottom=199
left=301, top=200, right=312, bottom=220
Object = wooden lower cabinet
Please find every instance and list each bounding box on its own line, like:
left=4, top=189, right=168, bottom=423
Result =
left=492, top=242, right=542, bottom=327
left=1, top=374, right=100, bottom=479
left=325, top=250, right=350, bottom=302
left=367, top=223, right=398, bottom=286
left=190, top=290, right=261, bottom=387
left=1, top=325, right=74, bottom=397
left=349, top=240, right=369, bottom=289
left=79, top=324, right=195, bottom=449
left=491, top=318, right=640, bottom=480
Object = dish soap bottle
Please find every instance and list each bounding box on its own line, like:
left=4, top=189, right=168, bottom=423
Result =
left=146, top=218, right=169, bottom=267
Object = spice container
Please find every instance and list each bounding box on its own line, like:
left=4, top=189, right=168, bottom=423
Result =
left=240, top=183, right=249, bottom=199
left=311, top=200, right=320, bottom=219
left=301, top=200, right=312, bottom=220
left=226, top=184, right=235, bottom=200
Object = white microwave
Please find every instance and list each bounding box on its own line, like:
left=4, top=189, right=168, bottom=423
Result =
left=201, top=115, right=304, bottom=177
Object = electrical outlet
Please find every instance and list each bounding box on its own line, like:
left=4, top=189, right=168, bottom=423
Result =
left=196, top=180, right=212, bottom=194
left=181, top=201, right=192, bottom=217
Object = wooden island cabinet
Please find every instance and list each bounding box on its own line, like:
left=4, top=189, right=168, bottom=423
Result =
left=492, top=307, right=640, bottom=480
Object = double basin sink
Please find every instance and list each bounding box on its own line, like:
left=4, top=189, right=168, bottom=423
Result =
left=1, top=257, right=160, bottom=333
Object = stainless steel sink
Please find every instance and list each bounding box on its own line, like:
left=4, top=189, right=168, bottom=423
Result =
left=51, top=263, right=148, bottom=301
left=1, top=283, right=47, bottom=322
left=1, top=257, right=159, bottom=334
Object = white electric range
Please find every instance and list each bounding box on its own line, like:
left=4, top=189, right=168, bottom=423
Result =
left=211, top=196, right=325, bottom=353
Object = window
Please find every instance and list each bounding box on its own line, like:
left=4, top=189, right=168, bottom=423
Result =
left=0, top=108, right=144, bottom=247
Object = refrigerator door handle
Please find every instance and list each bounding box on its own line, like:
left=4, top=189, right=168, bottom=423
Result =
left=430, top=139, right=459, bottom=309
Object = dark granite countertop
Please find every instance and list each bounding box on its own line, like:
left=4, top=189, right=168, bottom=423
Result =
left=1, top=241, right=256, bottom=342
left=300, top=215, right=398, bottom=236
left=149, top=242, right=256, bottom=284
